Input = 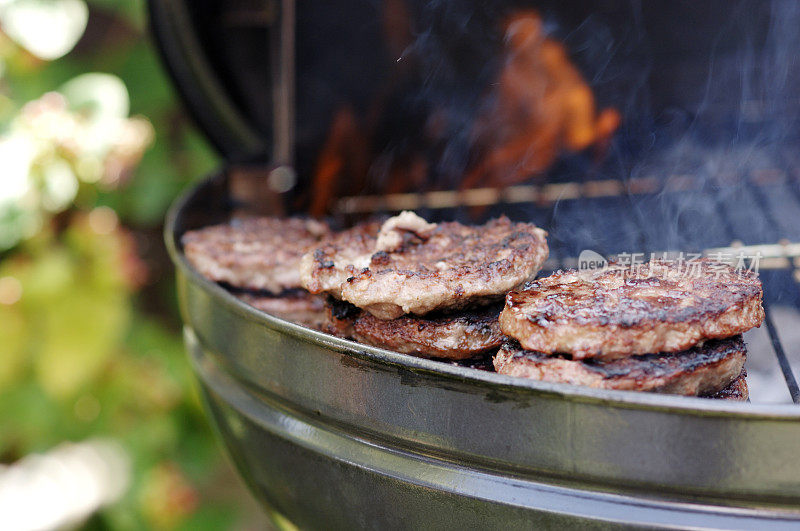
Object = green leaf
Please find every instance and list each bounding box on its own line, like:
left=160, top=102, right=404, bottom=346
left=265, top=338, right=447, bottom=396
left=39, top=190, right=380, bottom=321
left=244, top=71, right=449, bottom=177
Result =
left=0, top=305, right=28, bottom=388
left=86, top=0, right=143, bottom=29
left=34, top=288, right=130, bottom=398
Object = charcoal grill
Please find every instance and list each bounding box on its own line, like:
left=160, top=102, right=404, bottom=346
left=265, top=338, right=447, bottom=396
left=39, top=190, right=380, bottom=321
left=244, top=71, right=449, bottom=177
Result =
left=153, top=1, right=800, bottom=528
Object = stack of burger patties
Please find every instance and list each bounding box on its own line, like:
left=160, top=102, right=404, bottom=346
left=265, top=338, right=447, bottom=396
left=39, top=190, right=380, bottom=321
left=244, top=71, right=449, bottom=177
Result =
left=300, top=211, right=549, bottom=362
left=495, top=260, right=765, bottom=400
left=181, top=217, right=333, bottom=329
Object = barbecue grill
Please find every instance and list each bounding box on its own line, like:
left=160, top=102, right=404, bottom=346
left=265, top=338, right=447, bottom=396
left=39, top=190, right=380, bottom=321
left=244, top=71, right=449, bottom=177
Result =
left=152, top=1, right=800, bottom=528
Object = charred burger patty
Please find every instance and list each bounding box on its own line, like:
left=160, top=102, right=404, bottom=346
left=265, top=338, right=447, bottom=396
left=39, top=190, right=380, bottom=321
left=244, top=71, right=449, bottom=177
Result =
left=183, top=217, right=330, bottom=293
left=323, top=298, right=504, bottom=359
left=494, top=335, right=747, bottom=396
left=500, top=260, right=764, bottom=360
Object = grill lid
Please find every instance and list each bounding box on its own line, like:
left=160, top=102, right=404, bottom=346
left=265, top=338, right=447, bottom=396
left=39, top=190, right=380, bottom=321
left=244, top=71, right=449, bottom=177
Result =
left=148, top=0, right=273, bottom=161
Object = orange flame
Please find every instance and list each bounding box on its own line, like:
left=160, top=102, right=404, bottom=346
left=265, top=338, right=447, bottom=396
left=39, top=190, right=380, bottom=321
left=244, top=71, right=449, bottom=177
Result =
left=464, top=11, right=620, bottom=189
left=308, top=8, right=620, bottom=215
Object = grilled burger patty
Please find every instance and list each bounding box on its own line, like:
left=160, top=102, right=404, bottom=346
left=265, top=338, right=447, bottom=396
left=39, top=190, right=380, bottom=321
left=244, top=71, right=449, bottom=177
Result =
left=183, top=217, right=330, bottom=293
left=353, top=304, right=504, bottom=359
left=302, top=212, right=548, bottom=319
left=237, top=290, right=327, bottom=330
left=300, top=220, right=384, bottom=296
left=703, top=370, right=748, bottom=401
left=323, top=298, right=504, bottom=359
left=493, top=335, right=747, bottom=395
left=500, top=260, right=764, bottom=359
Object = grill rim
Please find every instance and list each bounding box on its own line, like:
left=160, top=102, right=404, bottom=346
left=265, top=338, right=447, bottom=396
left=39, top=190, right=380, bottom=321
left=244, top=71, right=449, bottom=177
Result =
left=166, top=169, right=800, bottom=418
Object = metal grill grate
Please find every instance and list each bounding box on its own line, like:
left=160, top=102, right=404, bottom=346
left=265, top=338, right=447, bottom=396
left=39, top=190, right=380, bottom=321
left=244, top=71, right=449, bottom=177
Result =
left=764, top=307, right=800, bottom=403
left=335, top=150, right=800, bottom=404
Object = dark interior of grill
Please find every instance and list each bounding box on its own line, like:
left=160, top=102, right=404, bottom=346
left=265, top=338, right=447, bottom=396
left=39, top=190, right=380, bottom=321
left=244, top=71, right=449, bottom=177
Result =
left=165, top=0, right=800, bottom=404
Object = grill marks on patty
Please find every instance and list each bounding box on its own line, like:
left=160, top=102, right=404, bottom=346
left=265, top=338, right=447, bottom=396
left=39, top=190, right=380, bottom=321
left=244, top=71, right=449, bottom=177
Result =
left=500, top=260, right=764, bottom=360
left=302, top=212, right=549, bottom=319
left=494, top=336, right=747, bottom=396
left=354, top=304, right=504, bottom=359
left=183, top=217, right=331, bottom=293
left=299, top=220, right=384, bottom=296
left=323, top=298, right=504, bottom=359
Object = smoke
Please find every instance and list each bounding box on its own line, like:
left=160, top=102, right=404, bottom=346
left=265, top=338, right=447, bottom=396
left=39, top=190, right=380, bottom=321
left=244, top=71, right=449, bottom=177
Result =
left=391, top=1, right=503, bottom=188
left=541, top=0, right=800, bottom=256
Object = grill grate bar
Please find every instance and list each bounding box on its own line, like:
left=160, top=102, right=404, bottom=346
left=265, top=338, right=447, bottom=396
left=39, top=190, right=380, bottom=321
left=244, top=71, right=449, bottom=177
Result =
left=738, top=168, right=800, bottom=403
left=660, top=167, right=800, bottom=405
left=764, top=306, right=800, bottom=404
left=335, top=177, right=663, bottom=213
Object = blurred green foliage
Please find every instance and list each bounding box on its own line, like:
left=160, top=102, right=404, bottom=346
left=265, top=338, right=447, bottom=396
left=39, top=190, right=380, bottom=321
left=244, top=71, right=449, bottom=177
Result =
left=0, top=1, right=260, bottom=529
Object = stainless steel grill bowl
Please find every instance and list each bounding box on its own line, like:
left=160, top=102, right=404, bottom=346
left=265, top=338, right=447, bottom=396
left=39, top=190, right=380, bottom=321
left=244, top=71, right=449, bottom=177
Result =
left=167, top=172, right=800, bottom=529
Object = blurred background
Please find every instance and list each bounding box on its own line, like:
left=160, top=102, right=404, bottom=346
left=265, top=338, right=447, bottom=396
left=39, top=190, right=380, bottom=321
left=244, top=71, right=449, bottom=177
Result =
left=0, top=1, right=267, bottom=528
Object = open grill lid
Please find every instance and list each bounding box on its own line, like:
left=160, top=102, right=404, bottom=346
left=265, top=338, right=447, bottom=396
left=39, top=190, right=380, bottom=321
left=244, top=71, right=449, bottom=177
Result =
left=148, top=0, right=272, bottom=161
